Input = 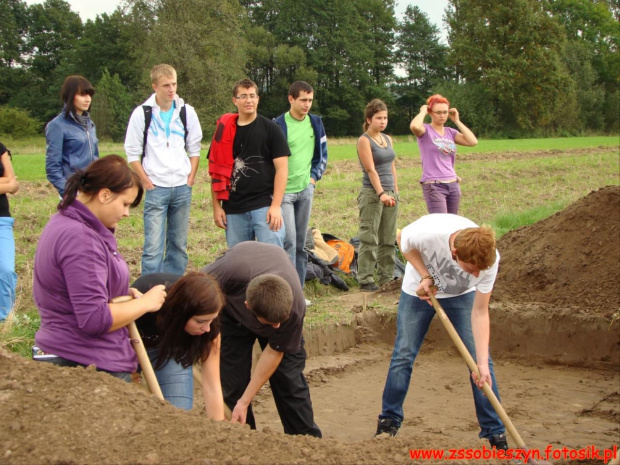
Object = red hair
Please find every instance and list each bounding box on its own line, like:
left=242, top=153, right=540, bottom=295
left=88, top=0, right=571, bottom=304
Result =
left=427, top=94, right=450, bottom=111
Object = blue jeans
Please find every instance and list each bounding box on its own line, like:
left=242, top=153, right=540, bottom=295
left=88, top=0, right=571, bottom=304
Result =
left=225, top=206, right=286, bottom=248
left=380, top=290, right=505, bottom=439
left=0, top=217, right=17, bottom=321
left=147, top=348, right=193, bottom=410
left=142, top=185, right=192, bottom=275
left=282, top=183, right=315, bottom=287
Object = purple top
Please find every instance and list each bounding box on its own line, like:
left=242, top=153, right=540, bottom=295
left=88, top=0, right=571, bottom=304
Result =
left=417, top=123, right=459, bottom=182
left=33, top=200, right=136, bottom=372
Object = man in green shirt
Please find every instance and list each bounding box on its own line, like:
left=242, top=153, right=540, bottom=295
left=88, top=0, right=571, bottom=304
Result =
left=274, top=82, right=328, bottom=294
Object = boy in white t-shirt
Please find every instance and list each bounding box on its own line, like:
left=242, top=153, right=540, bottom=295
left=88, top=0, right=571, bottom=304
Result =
left=376, top=214, right=509, bottom=451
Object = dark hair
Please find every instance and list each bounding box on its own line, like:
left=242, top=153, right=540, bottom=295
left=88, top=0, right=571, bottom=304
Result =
left=59, top=154, right=143, bottom=210
left=246, top=274, right=293, bottom=323
left=288, top=81, right=314, bottom=99
left=61, top=75, right=95, bottom=118
left=363, top=98, right=388, bottom=132
left=0, top=143, right=11, bottom=160
left=233, top=78, right=259, bottom=97
left=155, top=272, right=225, bottom=369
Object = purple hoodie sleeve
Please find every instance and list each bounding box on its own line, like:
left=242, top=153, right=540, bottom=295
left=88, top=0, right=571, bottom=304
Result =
left=58, top=229, right=114, bottom=336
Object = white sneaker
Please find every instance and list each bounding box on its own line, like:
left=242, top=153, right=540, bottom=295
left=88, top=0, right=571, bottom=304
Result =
left=305, top=298, right=312, bottom=306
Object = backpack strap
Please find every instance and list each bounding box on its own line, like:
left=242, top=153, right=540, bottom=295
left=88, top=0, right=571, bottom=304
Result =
left=141, top=105, right=152, bottom=164
left=179, top=105, right=188, bottom=148
left=141, top=104, right=188, bottom=163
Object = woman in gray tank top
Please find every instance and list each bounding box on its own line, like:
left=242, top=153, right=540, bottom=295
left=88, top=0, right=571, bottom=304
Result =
left=356, top=99, right=399, bottom=292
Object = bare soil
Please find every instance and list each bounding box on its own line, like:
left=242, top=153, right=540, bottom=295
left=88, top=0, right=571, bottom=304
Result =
left=494, top=185, right=620, bottom=316
left=256, top=342, right=619, bottom=452
left=1, top=185, right=619, bottom=465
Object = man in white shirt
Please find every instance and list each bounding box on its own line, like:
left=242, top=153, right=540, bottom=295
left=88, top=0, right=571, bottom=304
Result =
left=376, top=214, right=509, bottom=452
left=125, top=64, right=202, bottom=275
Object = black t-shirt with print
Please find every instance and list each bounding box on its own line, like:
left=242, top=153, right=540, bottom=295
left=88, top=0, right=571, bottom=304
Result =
left=0, top=143, right=11, bottom=217
left=222, top=114, right=290, bottom=215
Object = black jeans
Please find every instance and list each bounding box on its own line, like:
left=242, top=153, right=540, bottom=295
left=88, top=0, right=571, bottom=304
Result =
left=34, top=355, right=132, bottom=382
left=220, top=311, right=322, bottom=438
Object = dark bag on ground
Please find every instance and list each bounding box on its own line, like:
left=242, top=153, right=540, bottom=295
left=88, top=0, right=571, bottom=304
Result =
left=305, top=251, right=349, bottom=291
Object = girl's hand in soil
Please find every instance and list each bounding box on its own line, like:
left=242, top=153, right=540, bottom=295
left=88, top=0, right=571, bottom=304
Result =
left=231, top=399, right=250, bottom=425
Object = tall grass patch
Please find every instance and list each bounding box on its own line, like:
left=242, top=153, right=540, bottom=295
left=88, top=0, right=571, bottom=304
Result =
left=491, top=201, right=570, bottom=238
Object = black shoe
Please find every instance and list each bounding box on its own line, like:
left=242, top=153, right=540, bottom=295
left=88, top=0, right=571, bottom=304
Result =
left=360, top=282, right=379, bottom=292
left=489, top=433, right=509, bottom=451
left=375, top=418, right=400, bottom=437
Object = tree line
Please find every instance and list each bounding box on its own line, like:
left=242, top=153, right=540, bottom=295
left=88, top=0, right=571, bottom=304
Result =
left=1, top=0, right=618, bottom=140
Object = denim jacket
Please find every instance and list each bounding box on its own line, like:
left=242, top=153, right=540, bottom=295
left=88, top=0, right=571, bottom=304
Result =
left=45, top=111, right=99, bottom=196
left=274, top=113, right=328, bottom=182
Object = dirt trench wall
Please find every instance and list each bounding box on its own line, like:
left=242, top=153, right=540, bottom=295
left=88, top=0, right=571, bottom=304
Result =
left=490, top=303, right=620, bottom=367
left=304, top=322, right=356, bottom=357
left=343, top=306, right=619, bottom=367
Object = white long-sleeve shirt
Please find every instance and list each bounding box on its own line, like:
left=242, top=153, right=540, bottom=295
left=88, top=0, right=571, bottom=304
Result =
left=124, top=94, right=202, bottom=187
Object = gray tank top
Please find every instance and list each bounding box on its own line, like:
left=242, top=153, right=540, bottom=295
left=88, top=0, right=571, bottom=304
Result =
left=359, top=133, right=395, bottom=190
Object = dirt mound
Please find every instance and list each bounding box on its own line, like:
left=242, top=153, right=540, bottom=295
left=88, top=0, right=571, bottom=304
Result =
left=494, top=185, right=620, bottom=316
left=0, top=348, right=465, bottom=465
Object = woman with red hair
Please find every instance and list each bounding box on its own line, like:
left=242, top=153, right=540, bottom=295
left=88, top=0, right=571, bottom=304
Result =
left=410, top=94, right=477, bottom=214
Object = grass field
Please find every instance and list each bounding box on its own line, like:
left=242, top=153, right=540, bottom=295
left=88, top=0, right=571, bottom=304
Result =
left=1, top=135, right=619, bottom=355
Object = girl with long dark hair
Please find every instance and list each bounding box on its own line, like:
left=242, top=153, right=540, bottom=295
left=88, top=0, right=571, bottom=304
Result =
left=131, top=271, right=226, bottom=419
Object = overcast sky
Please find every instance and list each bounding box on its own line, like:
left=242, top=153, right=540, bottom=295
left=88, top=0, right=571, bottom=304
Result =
left=23, top=0, right=450, bottom=29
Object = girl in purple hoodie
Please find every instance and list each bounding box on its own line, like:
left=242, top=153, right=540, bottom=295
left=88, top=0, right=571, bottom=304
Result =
left=33, top=155, right=166, bottom=380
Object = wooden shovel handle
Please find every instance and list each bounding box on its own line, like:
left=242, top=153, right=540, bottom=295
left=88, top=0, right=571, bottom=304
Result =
left=422, top=290, right=527, bottom=450
left=111, top=295, right=164, bottom=401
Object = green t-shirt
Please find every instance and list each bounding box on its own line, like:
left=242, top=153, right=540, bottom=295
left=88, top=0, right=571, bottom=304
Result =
left=284, top=112, right=315, bottom=193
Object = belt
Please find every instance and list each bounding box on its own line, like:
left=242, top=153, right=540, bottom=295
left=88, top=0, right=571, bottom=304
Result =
left=422, top=178, right=457, bottom=184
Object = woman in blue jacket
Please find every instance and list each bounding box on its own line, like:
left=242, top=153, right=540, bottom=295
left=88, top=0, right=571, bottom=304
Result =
left=45, top=75, right=99, bottom=197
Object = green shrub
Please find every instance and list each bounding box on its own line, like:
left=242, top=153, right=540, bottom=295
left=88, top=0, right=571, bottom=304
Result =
left=0, top=106, right=42, bottom=138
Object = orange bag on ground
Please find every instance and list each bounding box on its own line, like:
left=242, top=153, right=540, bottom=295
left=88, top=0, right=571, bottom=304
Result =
left=326, top=239, right=355, bottom=274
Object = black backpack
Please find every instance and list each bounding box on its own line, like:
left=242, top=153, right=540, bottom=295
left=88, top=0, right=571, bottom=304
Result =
left=141, top=105, right=188, bottom=163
